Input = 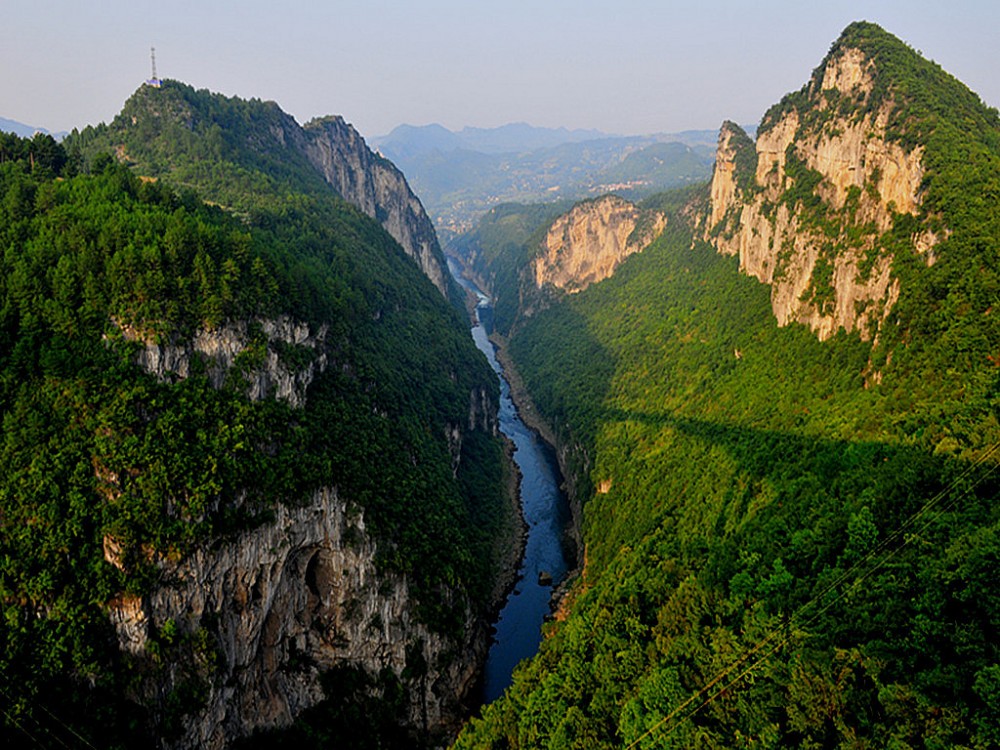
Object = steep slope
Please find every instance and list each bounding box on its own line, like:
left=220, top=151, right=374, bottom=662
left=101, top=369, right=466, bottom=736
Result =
left=532, top=195, right=666, bottom=294
left=701, top=24, right=996, bottom=342
left=2, top=87, right=511, bottom=748
left=302, top=116, right=449, bottom=295
left=72, top=81, right=455, bottom=301
left=455, top=23, right=1000, bottom=749
left=452, top=195, right=666, bottom=335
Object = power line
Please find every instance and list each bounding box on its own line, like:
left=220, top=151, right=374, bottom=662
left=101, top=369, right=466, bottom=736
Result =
left=0, top=682, right=98, bottom=750
left=624, top=439, right=1000, bottom=749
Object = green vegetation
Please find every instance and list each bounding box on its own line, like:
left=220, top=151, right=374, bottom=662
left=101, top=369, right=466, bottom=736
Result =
left=450, top=200, right=574, bottom=333
left=1, top=83, right=506, bottom=746
left=378, top=127, right=714, bottom=243
left=453, top=22, right=1000, bottom=749
left=69, top=81, right=328, bottom=217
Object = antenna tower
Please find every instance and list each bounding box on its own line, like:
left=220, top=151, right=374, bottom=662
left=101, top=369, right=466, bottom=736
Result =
left=147, top=47, right=162, bottom=87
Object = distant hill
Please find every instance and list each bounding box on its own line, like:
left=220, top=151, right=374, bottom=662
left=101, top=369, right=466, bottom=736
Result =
left=0, top=116, right=66, bottom=139
left=372, top=121, right=611, bottom=156
left=372, top=122, right=727, bottom=243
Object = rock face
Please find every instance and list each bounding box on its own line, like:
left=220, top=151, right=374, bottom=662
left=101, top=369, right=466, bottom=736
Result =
left=109, top=489, right=482, bottom=749
left=106, top=318, right=497, bottom=748
left=533, top=195, right=666, bottom=293
left=703, top=45, right=941, bottom=340
left=301, top=116, right=451, bottom=298
left=115, top=315, right=327, bottom=408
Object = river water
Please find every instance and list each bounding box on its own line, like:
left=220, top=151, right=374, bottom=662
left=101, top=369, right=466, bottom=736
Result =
left=449, top=265, right=571, bottom=704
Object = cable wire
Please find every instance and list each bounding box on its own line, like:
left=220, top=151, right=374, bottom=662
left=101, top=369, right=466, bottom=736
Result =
left=624, top=439, right=1000, bottom=749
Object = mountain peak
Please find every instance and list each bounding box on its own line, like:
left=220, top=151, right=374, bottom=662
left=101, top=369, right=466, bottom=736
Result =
left=762, top=21, right=999, bottom=148
left=83, top=81, right=456, bottom=299
left=704, top=22, right=1000, bottom=342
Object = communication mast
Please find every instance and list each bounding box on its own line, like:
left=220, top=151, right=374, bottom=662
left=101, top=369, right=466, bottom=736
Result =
left=146, top=47, right=162, bottom=88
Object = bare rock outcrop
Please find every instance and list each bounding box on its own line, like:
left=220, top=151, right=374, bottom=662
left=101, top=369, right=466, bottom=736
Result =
left=302, top=116, right=451, bottom=298
left=109, top=488, right=483, bottom=748
left=703, top=45, right=943, bottom=340
left=113, top=315, right=327, bottom=408
left=533, top=195, right=666, bottom=293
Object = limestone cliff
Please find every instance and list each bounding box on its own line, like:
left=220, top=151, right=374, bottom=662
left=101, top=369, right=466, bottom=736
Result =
left=703, top=44, right=943, bottom=340
left=104, top=319, right=498, bottom=748
left=109, top=489, right=482, bottom=748
left=302, top=116, right=451, bottom=298
left=113, top=315, right=328, bottom=408
left=533, top=195, right=666, bottom=293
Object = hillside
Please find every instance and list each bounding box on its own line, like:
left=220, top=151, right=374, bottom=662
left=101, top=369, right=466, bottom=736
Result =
left=0, top=84, right=511, bottom=749
left=70, top=81, right=456, bottom=301
left=453, top=22, right=1000, bottom=748
left=374, top=124, right=715, bottom=242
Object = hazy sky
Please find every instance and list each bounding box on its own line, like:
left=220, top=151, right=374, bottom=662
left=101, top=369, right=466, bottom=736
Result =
left=3, top=0, right=998, bottom=139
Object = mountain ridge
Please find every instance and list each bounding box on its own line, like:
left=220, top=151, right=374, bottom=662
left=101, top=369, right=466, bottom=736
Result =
left=0, top=115, right=67, bottom=139
left=372, top=121, right=613, bottom=156
left=3, top=83, right=512, bottom=748
left=452, top=21, right=1000, bottom=748
left=74, top=80, right=458, bottom=301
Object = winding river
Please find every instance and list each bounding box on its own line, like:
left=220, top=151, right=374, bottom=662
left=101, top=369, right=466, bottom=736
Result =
left=449, top=263, right=571, bottom=705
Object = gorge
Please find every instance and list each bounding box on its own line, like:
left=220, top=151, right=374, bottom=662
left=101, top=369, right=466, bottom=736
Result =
left=3, top=17, right=1000, bottom=750
left=448, top=263, right=573, bottom=706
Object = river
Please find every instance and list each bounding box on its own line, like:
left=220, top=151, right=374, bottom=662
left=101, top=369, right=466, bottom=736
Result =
left=449, top=264, right=571, bottom=705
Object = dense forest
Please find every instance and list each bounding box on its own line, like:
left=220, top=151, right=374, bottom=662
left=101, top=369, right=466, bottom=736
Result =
left=454, top=22, right=1000, bottom=748
left=1, top=84, right=508, bottom=746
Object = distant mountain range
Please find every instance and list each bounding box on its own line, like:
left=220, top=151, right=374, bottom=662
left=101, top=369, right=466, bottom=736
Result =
left=372, top=122, right=611, bottom=156
left=0, top=116, right=66, bottom=140
left=370, top=122, right=748, bottom=244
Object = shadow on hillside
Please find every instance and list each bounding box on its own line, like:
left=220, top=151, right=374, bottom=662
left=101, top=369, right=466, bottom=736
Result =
left=589, top=405, right=1000, bottom=609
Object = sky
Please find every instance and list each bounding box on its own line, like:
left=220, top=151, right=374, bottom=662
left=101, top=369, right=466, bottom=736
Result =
left=2, top=0, right=999, bottom=140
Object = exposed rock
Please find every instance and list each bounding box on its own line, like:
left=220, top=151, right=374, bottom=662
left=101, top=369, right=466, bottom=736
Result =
left=100, top=314, right=504, bottom=747
left=533, top=195, right=666, bottom=293
left=302, top=117, right=451, bottom=298
left=703, top=45, right=944, bottom=340
left=108, top=488, right=484, bottom=749
left=113, top=315, right=327, bottom=408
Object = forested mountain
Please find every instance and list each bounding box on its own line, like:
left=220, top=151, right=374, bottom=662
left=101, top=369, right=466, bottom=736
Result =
left=453, top=22, right=1000, bottom=748
left=373, top=124, right=716, bottom=243
left=69, top=81, right=457, bottom=301
left=0, top=83, right=511, bottom=748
